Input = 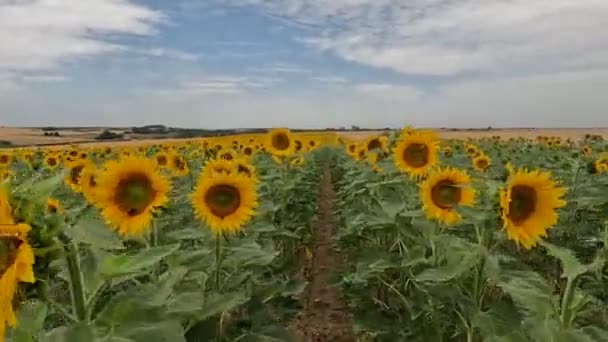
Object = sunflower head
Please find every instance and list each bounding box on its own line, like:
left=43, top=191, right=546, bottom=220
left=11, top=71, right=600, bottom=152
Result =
left=267, top=128, right=294, bottom=156
left=46, top=198, right=63, bottom=214
left=366, top=136, right=387, bottom=153
left=170, top=154, right=189, bottom=176
left=65, top=160, right=93, bottom=191
left=500, top=168, right=566, bottom=249
left=0, top=152, right=12, bottom=168
left=442, top=146, right=453, bottom=158
left=155, top=153, right=169, bottom=168
left=96, top=157, right=170, bottom=236
left=44, top=154, right=60, bottom=169
left=243, top=146, right=254, bottom=157
left=203, top=159, right=236, bottom=177
left=234, top=159, right=257, bottom=181
left=472, top=154, right=491, bottom=172
left=393, top=130, right=440, bottom=178
left=582, top=145, right=592, bottom=156
left=191, top=173, right=258, bottom=234
left=420, top=168, right=475, bottom=225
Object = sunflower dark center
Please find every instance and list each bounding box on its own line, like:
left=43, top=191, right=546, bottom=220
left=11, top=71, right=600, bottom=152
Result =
left=348, top=145, right=356, bottom=153
left=88, top=175, right=97, bottom=187
left=70, top=165, right=85, bottom=184
left=0, top=236, right=21, bottom=276
left=48, top=203, right=58, bottom=213
left=403, top=143, right=429, bottom=167
left=114, top=174, right=156, bottom=217
left=221, top=153, right=233, bottom=161
left=367, top=139, right=382, bottom=151
left=431, top=180, right=462, bottom=209
left=271, top=133, right=290, bottom=151
left=47, top=157, right=57, bottom=166
left=156, top=155, right=168, bottom=166
left=80, top=153, right=87, bottom=159
left=69, top=151, right=78, bottom=157
left=244, top=147, right=253, bottom=156
left=0, top=155, right=9, bottom=164
left=508, top=185, right=537, bottom=224
left=205, top=185, right=241, bottom=218
left=295, top=140, right=303, bottom=151
left=309, top=140, right=316, bottom=147
left=476, top=159, right=488, bottom=169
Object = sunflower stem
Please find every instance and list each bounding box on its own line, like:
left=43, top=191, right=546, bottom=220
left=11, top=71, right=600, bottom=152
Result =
left=64, top=240, right=88, bottom=323
left=560, top=275, right=579, bottom=330
left=214, top=233, right=224, bottom=342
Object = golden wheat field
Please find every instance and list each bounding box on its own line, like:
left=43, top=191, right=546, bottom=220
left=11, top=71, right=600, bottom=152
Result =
left=0, top=127, right=607, bottom=341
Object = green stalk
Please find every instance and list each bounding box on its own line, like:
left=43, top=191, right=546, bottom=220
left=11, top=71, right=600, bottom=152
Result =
left=560, top=276, right=579, bottom=330
left=215, top=233, right=223, bottom=342
left=64, top=241, right=88, bottom=322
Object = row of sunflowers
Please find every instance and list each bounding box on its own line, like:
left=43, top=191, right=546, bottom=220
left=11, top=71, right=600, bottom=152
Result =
left=0, top=126, right=607, bottom=341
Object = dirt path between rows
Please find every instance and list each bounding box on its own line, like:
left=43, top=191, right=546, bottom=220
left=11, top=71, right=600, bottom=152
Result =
left=293, top=166, right=355, bottom=342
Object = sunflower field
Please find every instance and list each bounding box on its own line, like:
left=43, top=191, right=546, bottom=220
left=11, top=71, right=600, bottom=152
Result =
left=0, top=127, right=607, bottom=342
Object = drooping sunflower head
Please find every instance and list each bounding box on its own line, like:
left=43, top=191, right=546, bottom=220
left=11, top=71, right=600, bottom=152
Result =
left=472, top=154, right=491, bottom=172
left=96, top=157, right=170, bottom=236
left=266, top=128, right=294, bottom=157
left=500, top=168, right=566, bottom=249
left=393, top=130, right=440, bottom=178
left=191, top=173, right=258, bottom=234
left=582, top=145, right=592, bottom=156
left=420, top=168, right=475, bottom=225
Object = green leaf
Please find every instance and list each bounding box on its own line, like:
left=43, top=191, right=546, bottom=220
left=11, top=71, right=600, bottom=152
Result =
left=14, top=299, right=48, bottom=335
left=498, top=270, right=555, bottom=317
left=164, top=228, right=207, bottom=241
left=225, top=242, right=276, bottom=267
left=41, top=324, right=95, bottom=342
left=65, top=217, right=124, bottom=250
left=113, top=320, right=186, bottom=342
left=99, top=244, right=179, bottom=279
left=541, top=241, right=584, bottom=278
left=198, top=292, right=248, bottom=320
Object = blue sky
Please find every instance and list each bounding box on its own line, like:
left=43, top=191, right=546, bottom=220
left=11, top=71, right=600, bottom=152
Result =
left=1, top=0, right=607, bottom=128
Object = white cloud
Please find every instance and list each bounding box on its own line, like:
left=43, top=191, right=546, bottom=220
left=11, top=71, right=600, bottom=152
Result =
left=250, top=63, right=310, bottom=73
left=136, top=48, right=200, bottom=61
left=21, top=75, right=68, bottom=83
left=227, top=0, right=608, bottom=76
left=0, top=0, right=163, bottom=72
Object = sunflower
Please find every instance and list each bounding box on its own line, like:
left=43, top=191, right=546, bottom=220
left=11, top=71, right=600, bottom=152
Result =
left=202, top=159, right=236, bottom=177
left=472, top=154, right=491, bottom=172
left=234, top=158, right=257, bottom=181
left=154, top=152, right=170, bottom=169
left=294, top=139, right=303, bottom=153
left=80, top=167, right=100, bottom=204
left=307, top=138, right=319, bottom=151
left=43, top=154, right=60, bottom=170
left=582, top=145, right=592, bottom=156
left=500, top=168, right=566, bottom=249
left=0, top=152, right=12, bottom=168
left=366, top=136, right=388, bottom=153
left=393, top=130, right=440, bottom=178
left=169, top=154, right=189, bottom=177
left=291, top=156, right=304, bottom=167
left=465, top=144, right=478, bottom=157
left=419, top=168, right=475, bottom=225
left=46, top=197, right=63, bottom=214
left=442, top=146, right=453, bottom=158
left=0, top=189, right=36, bottom=339
left=0, top=170, right=12, bottom=182
left=217, top=148, right=237, bottom=162
left=64, top=160, right=93, bottom=192
left=95, top=157, right=170, bottom=236
left=267, top=128, right=295, bottom=156
left=191, top=173, right=258, bottom=234
left=346, top=143, right=358, bottom=156
left=242, top=146, right=254, bottom=157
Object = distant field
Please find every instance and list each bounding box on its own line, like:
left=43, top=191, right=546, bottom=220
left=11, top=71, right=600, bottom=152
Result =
left=1, top=126, right=607, bottom=147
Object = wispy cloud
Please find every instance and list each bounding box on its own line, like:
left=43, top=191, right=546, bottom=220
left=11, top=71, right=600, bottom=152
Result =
left=225, top=0, right=608, bottom=76
left=250, top=63, right=309, bottom=74
left=135, top=48, right=200, bottom=61
left=0, top=0, right=163, bottom=73
left=21, top=75, right=69, bottom=83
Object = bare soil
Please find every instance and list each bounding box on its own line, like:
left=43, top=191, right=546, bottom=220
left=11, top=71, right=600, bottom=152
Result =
left=293, top=166, right=355, bottom=342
